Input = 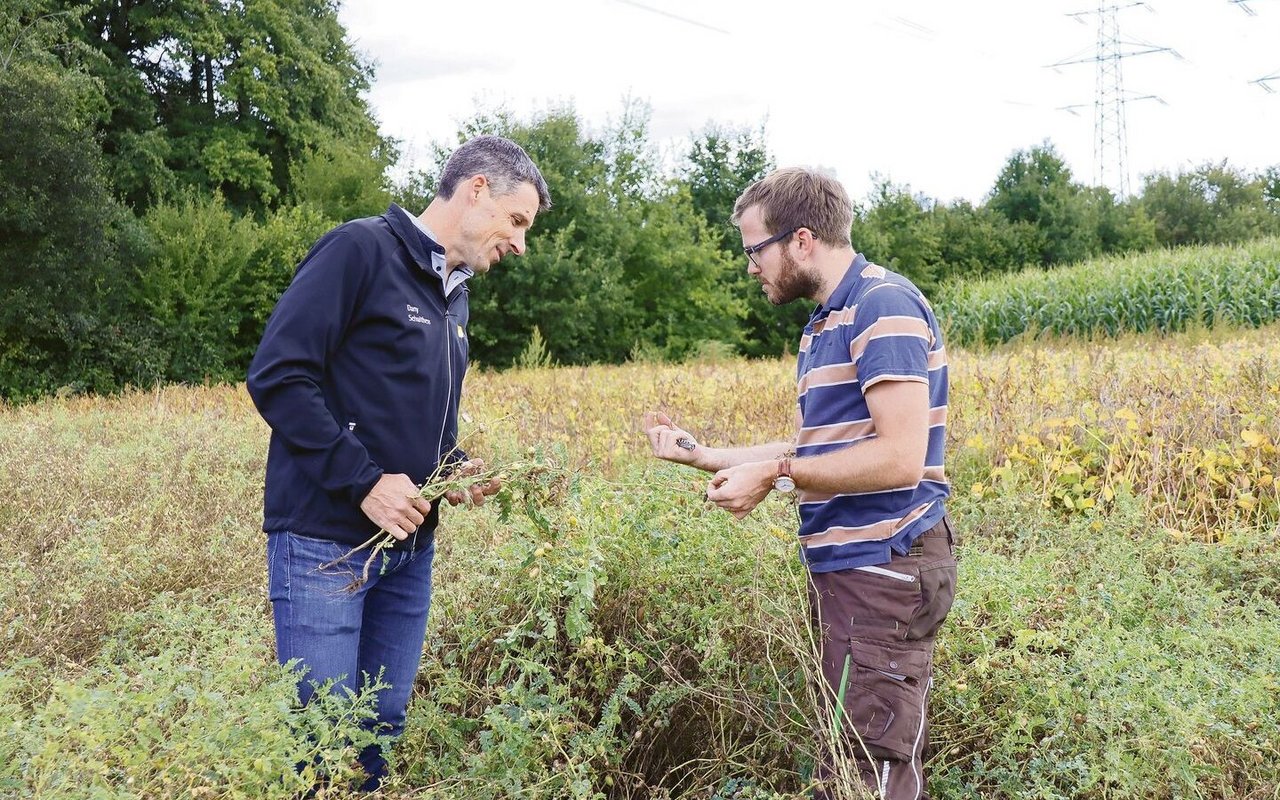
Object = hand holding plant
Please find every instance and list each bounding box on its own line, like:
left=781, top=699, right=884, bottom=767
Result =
left=358, top=472, right=433, bottom=541
left=441, top=458, right=502, bottom=507
left=320, top=450, right=566, bottom=591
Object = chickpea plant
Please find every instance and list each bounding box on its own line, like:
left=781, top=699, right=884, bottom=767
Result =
left=319, top=447, right=570, bottom=591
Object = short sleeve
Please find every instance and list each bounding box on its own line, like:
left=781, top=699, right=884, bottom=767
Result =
left=850, top=286, right=935, bottom=390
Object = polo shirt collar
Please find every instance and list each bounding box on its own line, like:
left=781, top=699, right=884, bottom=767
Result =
left=811, top=252, right=870, bottom=322
left=398, top=206, right=474, bottom=293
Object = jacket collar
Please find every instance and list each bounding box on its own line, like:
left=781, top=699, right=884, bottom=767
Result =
left=383, top=203, right=445, bottom=273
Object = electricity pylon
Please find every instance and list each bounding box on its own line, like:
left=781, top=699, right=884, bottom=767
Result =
left=1051, top=2, right=1177, bottom=197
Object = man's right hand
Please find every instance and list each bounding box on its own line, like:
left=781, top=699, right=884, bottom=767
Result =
left=642, top=411, right=701, bottom=466
left=360, top=473, right=432, bottom=540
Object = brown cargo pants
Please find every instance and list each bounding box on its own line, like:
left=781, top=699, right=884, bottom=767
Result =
left=807, top=515, right=958, bottom=800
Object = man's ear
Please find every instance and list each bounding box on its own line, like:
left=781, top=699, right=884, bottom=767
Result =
left=796, top=227, right=816, bottom=256
left=467, top=174, right=489, bottom=202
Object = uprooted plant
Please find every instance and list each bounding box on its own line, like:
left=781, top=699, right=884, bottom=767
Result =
left=317, top=448, right=570, bottom=591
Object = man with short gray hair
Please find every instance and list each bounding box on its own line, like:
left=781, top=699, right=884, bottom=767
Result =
left=248, top=134, right=550, bottom=790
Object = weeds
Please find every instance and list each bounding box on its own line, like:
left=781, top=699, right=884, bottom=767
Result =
left=1, top=326, right=1278, bottom=797
left=317, top=452, right=568, bottom=592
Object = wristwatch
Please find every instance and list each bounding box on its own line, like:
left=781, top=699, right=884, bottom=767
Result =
left=773, top=457, right=796, bottom=493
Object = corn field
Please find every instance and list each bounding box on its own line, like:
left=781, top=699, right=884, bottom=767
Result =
left=937, top=238, right=1280, bottom=345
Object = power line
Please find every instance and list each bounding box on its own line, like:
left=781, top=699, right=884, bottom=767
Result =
left=1229, top=0, right=1279, bottom=92
left=1253, top=68, right=1280, bottom=92
left=610, top=0, right=730, bottom=36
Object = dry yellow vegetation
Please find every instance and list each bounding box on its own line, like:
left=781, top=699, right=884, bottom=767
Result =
left=2, top=324, right=1277, bottom=799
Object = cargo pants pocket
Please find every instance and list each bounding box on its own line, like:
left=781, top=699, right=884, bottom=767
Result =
left=835, top=637, right=931, bottom=763
left=904, top=554, right=957, bottom=642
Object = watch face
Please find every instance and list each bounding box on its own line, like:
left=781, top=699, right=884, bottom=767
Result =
left=773, top=476, right=796, bottom=493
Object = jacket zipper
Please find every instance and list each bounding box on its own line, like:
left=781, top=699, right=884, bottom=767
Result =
left=415, top=285, right=465, bottom=549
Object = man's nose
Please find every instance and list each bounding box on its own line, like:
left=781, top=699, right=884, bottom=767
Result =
left=510, top=231, right=527, bottom=256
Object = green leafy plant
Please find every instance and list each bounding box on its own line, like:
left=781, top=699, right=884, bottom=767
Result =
left=319, top=451, right=569, bottom=592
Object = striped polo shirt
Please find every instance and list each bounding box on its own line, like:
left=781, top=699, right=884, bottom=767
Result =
left=794, top=253, right=950, bottom=572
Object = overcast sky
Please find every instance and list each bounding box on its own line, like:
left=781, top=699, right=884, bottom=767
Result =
left=339, top=0, right=1280, bottom=204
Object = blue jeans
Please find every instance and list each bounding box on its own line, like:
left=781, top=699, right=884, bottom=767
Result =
left=266, top=530, right=435, bottom=789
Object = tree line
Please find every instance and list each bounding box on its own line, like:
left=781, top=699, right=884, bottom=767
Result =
left=3, top=0, right=1279, bottom=401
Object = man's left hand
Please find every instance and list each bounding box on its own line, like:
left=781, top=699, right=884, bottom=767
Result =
left=705, top=461, right=776, bottom=520
left=444, top=459, right=503, bottom=507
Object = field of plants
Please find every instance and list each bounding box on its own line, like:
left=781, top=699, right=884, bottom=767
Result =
left=2, top=322, right=1278, bottom=799
left=937, top=238, right=1280, bottom=346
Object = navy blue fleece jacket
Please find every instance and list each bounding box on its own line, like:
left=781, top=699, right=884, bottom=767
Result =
left=246, top=205, right=469, bottom=548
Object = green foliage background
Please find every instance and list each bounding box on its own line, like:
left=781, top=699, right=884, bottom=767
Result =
left=2, top=0, right=1279, bottom=401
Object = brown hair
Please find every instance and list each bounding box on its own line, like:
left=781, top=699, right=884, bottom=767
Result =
left=731, top=167, right=853, bottom=247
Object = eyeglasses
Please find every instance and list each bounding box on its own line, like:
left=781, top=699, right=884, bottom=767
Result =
left=743, top=227, right=797, bottom=268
